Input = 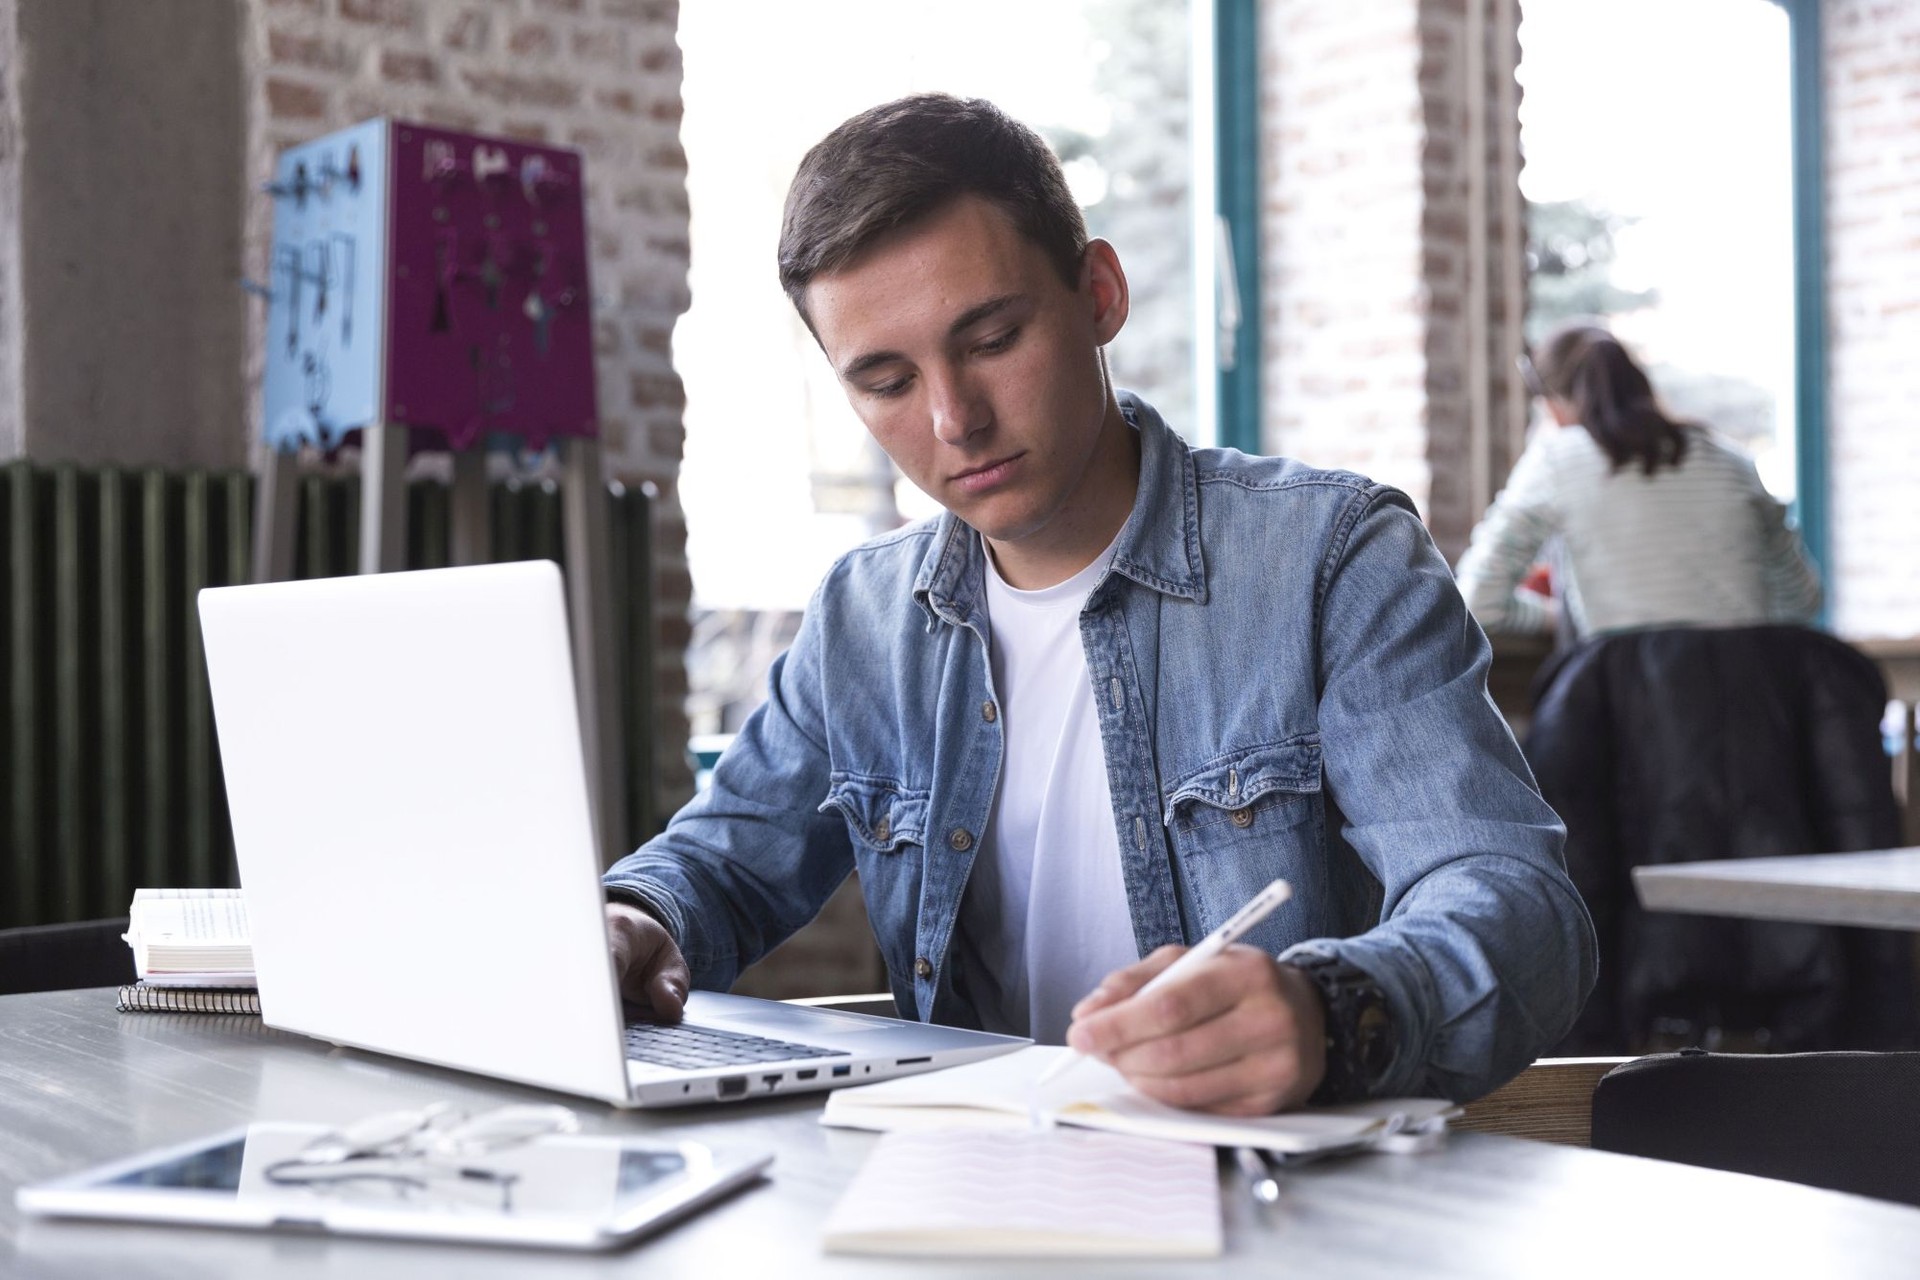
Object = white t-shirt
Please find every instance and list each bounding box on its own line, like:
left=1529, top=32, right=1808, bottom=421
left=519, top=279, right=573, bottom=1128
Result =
left=954, top=534, right=1140, bottom=1045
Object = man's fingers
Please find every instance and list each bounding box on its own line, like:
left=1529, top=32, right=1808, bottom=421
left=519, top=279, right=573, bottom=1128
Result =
left=1069, top=946, right=1188, bottom=1020
left=645, top=968, right=688, bottom=1023
left=624, top=941, right=691, bottom=1021
left=1067, top=950, right=1246, bottom=1060
left=1062, top=947, right=1332, bottom=1116
left=604, top=902, right=690, bottom=1022
left=1105, top=999, right=1292, bottom=1081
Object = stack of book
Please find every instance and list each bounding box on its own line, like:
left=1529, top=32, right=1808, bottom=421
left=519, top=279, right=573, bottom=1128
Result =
left=118, top=888, right=260, bottom=1015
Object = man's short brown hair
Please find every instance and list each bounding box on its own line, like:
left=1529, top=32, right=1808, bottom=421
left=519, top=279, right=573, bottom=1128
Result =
left=777, top=94, right=1088, bottom=326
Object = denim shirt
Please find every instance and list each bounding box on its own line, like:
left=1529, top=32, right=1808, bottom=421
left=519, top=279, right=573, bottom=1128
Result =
left=606, top=395, right=1597, bottom=1102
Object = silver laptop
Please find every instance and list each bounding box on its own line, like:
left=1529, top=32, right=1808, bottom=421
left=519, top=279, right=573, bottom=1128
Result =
left=197, top=560, right=1027, bottom=1108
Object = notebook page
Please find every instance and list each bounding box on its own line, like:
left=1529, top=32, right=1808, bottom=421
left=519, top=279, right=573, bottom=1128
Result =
left=821, top=1044, right=1453, bottom=1154
left=821, top=1128, right=1222, bottom=1259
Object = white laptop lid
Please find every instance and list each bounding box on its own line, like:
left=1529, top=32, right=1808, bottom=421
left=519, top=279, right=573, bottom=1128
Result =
left=198, top=561, right=635, bottom=1105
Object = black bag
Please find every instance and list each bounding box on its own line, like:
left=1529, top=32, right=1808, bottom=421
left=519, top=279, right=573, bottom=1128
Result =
left=1590, top=1049, right=1920, bottom=1208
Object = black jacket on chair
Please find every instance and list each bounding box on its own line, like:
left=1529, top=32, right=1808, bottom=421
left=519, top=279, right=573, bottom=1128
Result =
left=1524, top=625, right=1917, bottom=1054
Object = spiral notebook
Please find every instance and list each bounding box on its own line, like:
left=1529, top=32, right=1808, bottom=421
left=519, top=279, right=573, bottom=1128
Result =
left=822, top=1128, right=1222, bottom=1258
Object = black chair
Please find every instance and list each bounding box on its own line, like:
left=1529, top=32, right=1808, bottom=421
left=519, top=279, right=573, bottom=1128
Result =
left=1592, top=1050, right=1920, bottom=1208
left=0, top=917, right=136, bottom=995
left=1526, top=625, right=1918, bottom=1054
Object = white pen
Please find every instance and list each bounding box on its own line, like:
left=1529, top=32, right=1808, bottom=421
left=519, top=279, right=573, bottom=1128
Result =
left=1034, top=877, right=1294, bottom=1089
left=1233, top=1145, right=1282, bottom=1206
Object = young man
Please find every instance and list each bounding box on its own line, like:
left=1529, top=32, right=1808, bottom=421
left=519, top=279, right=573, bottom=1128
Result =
left=604, top=94, right=1595, bottom=1115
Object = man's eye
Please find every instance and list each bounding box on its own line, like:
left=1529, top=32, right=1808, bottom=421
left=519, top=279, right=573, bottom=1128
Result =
left=866, top=376, right=912, bottom=399
left=975, top=327, right=1021, bottom=355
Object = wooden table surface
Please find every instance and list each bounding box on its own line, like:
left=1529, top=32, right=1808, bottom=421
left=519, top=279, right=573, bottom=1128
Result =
left=6, top=988, right=1920, bottom=1277
left=1634, top=847, right=1920, bottom=930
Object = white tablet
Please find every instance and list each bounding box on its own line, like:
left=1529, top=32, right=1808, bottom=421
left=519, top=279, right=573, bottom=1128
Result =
left=18, top=1123, right=772, bottom=1252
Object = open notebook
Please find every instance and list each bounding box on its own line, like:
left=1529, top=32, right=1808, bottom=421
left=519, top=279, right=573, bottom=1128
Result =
left=821, top=1045, right=1455, bottom=1155
left=822, top=1128, right=1221, bottom=1259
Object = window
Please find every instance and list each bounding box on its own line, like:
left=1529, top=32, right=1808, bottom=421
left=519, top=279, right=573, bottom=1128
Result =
left=674, top=1, right=1197, bottom=734
left=1518, top=0, right=1798, bottom=499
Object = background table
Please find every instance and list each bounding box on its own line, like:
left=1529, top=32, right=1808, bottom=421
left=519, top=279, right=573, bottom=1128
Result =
left=1633, top=847, right=1920, bottom=930
left=6, top=988, right=1920, bottom=1277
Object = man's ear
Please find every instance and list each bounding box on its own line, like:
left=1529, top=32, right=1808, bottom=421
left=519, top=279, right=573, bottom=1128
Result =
left=1080, top=238, right=1130, bottom=345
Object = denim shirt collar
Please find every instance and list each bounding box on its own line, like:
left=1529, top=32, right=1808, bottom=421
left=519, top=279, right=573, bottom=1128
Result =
left=911, top=392, right=1207, bottom=629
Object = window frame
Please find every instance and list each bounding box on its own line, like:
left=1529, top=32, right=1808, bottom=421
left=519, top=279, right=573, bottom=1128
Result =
left=1213, top=0, right=1264, bottom=454
left=1775, top=0, right=1828, bottom=598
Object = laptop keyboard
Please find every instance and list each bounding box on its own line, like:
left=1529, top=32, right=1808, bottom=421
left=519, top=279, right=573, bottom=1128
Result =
left=623, top=1021, right=851, bottom=1070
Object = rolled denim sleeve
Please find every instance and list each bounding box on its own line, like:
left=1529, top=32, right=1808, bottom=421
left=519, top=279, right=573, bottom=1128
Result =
left=1287, top=486, right=1597, bottom=1102
left=602, top=593, right=853, bottom=993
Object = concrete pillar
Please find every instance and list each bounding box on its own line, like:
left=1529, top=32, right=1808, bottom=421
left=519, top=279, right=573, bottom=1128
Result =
left=2, top=0, right=247, bottom=469
left=0, top=1, right=23, bottom=458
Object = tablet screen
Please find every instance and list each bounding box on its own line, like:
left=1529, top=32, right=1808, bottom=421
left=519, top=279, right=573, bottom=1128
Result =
left=26, top=1123, right=768, bottom=1249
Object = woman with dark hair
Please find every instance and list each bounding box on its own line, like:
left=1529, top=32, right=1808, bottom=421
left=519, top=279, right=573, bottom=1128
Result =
left=1455, top=320, right=1821, bottom=638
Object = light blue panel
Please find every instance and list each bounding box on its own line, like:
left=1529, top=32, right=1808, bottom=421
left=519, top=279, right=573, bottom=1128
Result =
left=261, top=119, right=391, bottom=453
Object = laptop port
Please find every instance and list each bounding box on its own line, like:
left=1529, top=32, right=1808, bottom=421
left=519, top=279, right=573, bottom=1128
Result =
left=762, top=1074, right=783, bottom=1088
left=895, top=1056, right=932, bottom=1065
left=717, top=1076, right=748, bottom=1099
left=795, top=1069, right=818, bottom=1080
left=831, top=1064, right=852, bottom=1078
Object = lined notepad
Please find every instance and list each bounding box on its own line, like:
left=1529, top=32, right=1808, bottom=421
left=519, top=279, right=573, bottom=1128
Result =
left=821, top=1128, right=1222, bottom=1259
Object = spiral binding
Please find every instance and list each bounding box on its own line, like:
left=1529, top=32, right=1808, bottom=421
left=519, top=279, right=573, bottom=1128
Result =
left=116, top=984, right=261, bottom=1016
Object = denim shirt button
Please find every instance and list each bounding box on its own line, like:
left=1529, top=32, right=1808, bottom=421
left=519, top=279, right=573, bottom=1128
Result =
left=871, top=816, right=890, bottom=844
left=1230, top=806, right=1254, bottom=829
left=914, top=956, right=933, bottom=979
left=982, top=700, right=998, bottom=723
left=948, top=827, right=974, bottom=852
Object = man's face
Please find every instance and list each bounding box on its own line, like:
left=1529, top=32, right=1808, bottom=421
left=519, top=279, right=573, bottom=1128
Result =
left=803, top=196, right=1133, bottom=583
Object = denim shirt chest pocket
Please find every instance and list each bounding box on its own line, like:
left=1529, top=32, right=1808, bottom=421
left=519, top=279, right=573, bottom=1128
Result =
left=1161, top=738, right=1322, bottom=955
left=820, top=773, right=929, bottom=853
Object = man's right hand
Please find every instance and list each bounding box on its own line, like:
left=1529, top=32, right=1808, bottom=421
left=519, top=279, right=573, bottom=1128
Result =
left=604, top=901, right=691, bottom=1022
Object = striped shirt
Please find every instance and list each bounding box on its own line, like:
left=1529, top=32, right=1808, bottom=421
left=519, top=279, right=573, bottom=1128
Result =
left=1454, top=423, right=1822, bottom=639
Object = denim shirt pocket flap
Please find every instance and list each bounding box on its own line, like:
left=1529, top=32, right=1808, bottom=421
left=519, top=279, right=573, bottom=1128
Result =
left=1162, top=741, right=1322, bottom=832
left=819, top=775, right=929, bottom=853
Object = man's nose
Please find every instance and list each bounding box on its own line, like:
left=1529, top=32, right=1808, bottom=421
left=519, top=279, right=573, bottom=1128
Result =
left=927, top=368, right=989, bottom=446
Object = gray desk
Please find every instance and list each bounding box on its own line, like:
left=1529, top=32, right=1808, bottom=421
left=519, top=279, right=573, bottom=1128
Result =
left=1634, top=847, right=1920, bottom=930
left=5, top=990, right=1920, bottom=1277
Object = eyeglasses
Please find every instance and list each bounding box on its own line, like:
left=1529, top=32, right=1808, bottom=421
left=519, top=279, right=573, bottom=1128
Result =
left=1516, top=352, right=1548, bottom=399
left=262, top=1102, right=581, bottom=1211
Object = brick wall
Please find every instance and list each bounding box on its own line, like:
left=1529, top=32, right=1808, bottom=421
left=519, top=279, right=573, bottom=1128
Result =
left=1259, top=0, right=1431, bottom=507
left=1258, top=0, right=1525, bottom=557
left=243, top=0, right=696, bottom=811
left=1826, top=0, right=1920, bottom=639
left=1416, top=0, right=1528, bottom=559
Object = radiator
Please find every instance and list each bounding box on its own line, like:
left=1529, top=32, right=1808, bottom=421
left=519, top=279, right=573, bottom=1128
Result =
left=2, top=461, right=655, bottom=928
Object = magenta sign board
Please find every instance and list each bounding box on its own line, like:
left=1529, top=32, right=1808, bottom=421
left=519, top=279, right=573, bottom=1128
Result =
left=386, top=122, right=599, bottom=451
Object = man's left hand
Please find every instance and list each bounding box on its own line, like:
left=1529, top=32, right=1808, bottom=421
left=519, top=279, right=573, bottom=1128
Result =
left=1065, top=944, right=1327, bottom=1117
